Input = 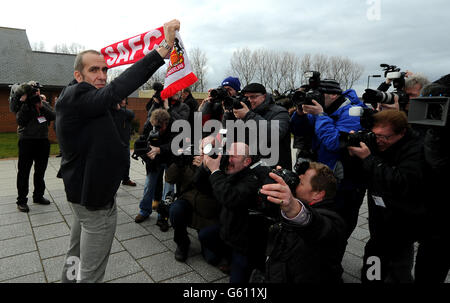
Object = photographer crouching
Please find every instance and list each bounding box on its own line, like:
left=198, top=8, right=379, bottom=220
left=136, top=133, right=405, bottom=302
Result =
left=347, top=110, right=426, bottom=283
left=9, top=81, right=55, bottom=212
left=166, top=136, right=221, bottom=263
left=202, top=142, right=261, bottom=283
left=257, top=161, right=347, bottom=283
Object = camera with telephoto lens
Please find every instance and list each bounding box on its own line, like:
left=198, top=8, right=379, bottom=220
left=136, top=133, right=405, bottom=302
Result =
left=290, top=71, right=325, bottom=108
left=362, top=63, right=409, bottom=106
left=223, top=93, right=251, bottom=111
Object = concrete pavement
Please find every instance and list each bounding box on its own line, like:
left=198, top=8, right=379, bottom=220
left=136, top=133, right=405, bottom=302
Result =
left=0, top=155, right=447, bottom=283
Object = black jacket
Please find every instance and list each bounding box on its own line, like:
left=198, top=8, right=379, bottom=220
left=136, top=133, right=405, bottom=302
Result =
left=265, top=199, right=347, bottom=283
left=182, top=94, right=199, bottom=126
left=421, top=127, right=450, bottom=234
left=242, top=94, right=292, bottom=169
left=209, top=167, right=260, bottom=255
left=362, top=128, right=426, bottom=240
left=16, top=100, right=55, bottom=140
left=166, top=163, right=220, bottom=230
left=112, top=106, right=135, bottom=145
left=56, top=50, right=164, bottom=208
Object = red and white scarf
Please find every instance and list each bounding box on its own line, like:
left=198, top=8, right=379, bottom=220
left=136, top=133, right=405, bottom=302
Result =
left=101, top=26, right=197, bottom=99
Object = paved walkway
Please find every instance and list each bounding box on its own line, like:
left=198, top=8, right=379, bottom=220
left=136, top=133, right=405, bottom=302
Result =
left=0, top=156, right=447, bottom=283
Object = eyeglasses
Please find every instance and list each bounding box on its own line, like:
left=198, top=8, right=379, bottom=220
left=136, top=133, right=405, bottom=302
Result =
left=245, top=94, right=264, bottom=100
left=374, top=133, right=395, bottom=141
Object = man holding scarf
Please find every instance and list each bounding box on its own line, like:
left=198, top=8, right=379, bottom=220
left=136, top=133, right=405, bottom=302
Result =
left=57, top=19, right=180, bottom=283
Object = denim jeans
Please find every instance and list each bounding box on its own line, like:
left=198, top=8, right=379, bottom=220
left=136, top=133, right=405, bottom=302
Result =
left=139, top=164, right=174, bottom=217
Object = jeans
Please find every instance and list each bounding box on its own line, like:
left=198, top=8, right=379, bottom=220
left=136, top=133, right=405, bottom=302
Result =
left=169, top=199, right=192, bottom=248
left=170, top=199, right=221, bottom=264
left=139, top=163, right=174, bottom=217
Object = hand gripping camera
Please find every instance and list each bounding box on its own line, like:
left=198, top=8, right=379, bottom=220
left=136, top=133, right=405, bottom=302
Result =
left=290, top=71, right=325, bottom=108
left=362, top=63, right=409, bottom=106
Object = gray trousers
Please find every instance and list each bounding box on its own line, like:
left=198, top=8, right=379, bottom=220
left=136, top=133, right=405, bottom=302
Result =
left=61, top=200, right=117, bottom=283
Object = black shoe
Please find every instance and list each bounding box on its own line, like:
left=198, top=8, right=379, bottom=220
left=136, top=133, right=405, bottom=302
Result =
left=33, top=197, right=51, bottom=205
left=175, top=244, right=189, bottom=262
left=134, top=214, right=149, bottom=223
left=156, top=217, right=170, bottom=232
left=17, top=203, right=29, bottom=213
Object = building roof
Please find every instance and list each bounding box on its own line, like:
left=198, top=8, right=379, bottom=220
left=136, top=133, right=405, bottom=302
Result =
left=0, top=26, right=75, bottom=88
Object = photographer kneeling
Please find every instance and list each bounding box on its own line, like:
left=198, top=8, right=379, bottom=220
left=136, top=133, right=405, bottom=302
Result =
left=203, top=142, right=261, bottom=283
left=258, top=162, right=347, bottom=283
left=166, top=136, right=221, bottom=263
left=347, top=110, right=426, bottom=283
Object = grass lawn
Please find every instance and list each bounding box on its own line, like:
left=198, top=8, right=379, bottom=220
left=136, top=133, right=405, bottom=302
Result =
left=0, top=132, right=138, bottom=159
left=0, top=133, right=60, bottom=159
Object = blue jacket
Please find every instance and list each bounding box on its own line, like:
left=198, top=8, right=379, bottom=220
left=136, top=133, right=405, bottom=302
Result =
left=290, top=89, right=365, bottom=172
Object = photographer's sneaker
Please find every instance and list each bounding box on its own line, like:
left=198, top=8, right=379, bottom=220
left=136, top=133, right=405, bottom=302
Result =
left=33, top=197, right=51, bottom=205
left=152, top=200, right=160, bottom=210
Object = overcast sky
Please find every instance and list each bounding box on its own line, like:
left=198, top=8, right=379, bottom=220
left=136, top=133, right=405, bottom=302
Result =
left=2, top=0, right=449, bottom=95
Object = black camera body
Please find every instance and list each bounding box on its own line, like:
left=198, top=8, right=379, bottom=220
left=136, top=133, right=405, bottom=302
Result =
left=210, top=87, right=229, bottom=103
left=223, top=93, right=251, bottom=111
left=340, top=130, right=377, bottom=151
left=291, top=89, right=324, bottom=107
left=289, top=71, right=324, bottom=108
left=250, top=164, right=300, bottom=219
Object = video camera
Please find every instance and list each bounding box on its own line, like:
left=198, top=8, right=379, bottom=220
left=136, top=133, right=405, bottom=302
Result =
left=10, top=81, right=43, bottom=105
left=289, top=71, right=325, bottom=108
left=362, top=64, right=409, bottom=106
left=408, top=97, right=450, bottom=127
left=131, top=125, right=161, bottom=162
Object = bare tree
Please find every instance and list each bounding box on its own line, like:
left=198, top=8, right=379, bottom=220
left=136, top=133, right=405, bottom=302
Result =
left=312, top=54, right=329, bottom=77
left=142, top=65, right=168, bottom=90
left=254, top=49, right=275, bottom=90
left=280, top=52, right=301, bottom=92
left=52, top=43, right=85, bottom=54
left=189, top=47, right=208, bottom=92
left=230, top=47, right=257, bottom=87
left=299, top=53, right=312, bottom=84
left=31, top=41, right=46, bottom=51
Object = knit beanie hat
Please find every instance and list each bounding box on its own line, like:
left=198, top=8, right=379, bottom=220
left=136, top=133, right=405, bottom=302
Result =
left=319, top=79, right=342, bottom=95
left=221, top=76, right=241, bottom=92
